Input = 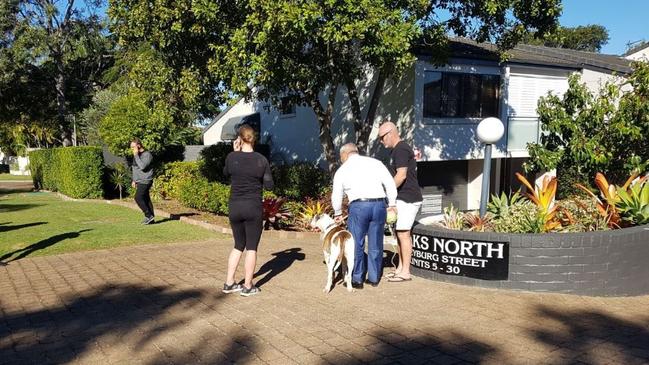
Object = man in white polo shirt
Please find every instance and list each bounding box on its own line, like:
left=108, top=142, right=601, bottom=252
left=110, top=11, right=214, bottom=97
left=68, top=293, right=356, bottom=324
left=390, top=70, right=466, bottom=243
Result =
left=378, top=121, right=423, bottom=282
left=332, top=143, right=397, bottom=289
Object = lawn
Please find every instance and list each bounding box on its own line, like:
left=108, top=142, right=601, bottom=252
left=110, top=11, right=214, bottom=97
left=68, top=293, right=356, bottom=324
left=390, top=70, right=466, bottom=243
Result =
left=0, top=173, right=32, bottom=181
left=0, top=188, right=225, bottom=262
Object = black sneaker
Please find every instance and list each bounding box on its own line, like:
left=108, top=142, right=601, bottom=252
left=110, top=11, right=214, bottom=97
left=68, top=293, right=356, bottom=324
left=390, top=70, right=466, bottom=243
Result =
left=240, top=285, right=261, bottom=297
left=351, top=282, right=364, bottom=290
left=222, top=283, right=243, bottom=294
left=365, top=279, right=380, bottom=287
left=143, top=216, right=155, bottom=225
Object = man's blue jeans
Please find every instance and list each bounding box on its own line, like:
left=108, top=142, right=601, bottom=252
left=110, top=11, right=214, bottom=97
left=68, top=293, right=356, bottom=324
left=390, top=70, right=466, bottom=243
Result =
left=347, top=201, right=386, bottom=283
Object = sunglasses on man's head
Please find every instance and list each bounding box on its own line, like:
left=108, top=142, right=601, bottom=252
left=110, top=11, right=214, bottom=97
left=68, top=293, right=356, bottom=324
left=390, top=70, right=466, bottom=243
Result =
left=379, top=129, right=391, bottom=140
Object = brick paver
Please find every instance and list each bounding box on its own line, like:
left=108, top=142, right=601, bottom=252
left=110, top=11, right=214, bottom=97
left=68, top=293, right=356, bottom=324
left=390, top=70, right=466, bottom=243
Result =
left=1, top=233, right=649, bottom=364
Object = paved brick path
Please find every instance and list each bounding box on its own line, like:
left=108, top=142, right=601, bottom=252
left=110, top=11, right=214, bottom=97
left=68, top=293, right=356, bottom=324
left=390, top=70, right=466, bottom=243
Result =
left=2, top=234, right=649, bottom=365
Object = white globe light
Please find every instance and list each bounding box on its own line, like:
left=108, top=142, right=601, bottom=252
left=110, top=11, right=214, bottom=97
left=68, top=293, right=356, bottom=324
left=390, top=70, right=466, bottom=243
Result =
left=476, top=117, right=505, bottom=144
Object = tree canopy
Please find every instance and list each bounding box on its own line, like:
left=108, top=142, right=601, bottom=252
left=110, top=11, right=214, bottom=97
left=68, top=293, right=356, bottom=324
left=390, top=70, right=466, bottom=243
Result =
left=212, top=0, right=561, bottom=169
left=526, top=62, right=649, bottom=198
left=523, top=24, right=610, bottom=52
left=0, top=0, right=113, bottom=150
left=3, top=0, right=563, bottom=166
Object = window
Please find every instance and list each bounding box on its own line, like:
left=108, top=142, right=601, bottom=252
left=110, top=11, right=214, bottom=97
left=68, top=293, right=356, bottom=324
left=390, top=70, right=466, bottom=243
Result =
left=423, top=71, right=500, bottom=119
left=279, top=97, right=296, bottom=116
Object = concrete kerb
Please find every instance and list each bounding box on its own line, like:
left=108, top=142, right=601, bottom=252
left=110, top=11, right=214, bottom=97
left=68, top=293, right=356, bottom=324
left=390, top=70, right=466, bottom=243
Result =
left=52, top=191, right=319, bottom=240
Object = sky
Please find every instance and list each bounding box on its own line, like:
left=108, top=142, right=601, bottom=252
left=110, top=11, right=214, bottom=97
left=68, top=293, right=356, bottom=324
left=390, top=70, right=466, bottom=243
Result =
left=560, top=0, right=648, bottom=55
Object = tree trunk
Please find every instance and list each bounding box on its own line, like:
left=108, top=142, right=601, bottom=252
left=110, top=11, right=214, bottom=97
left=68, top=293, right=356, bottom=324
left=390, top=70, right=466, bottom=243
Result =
left=356, top=70, right=384, bottom=153
left=346, top=69, right=387, bottom=155
left=54, top=53, right=72, bottom=146
left=306, top=85, right=338, bottom=173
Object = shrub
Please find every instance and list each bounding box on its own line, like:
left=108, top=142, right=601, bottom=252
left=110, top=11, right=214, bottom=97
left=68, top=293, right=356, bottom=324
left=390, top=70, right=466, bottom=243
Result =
left=108, top=162, right=130, bottom=199
left=491, top=200, right=540, bottom=233
left=487, top=191, right=522, bottom=219
left=555, top=198, right=609, bottom=232
left=526, top=63, right=649, bottom=190
left=153, top=161, right=201, bottom=200
left=29, top=148, right=51, bottom=190
left=29, top=147, right=104, bottom=198
left=152, top=161, right=231, bottom=214
left=442, top=205, right=464, bottom=230
left=262, top=197, right=292, bottom=230
left=198, top=143, right=233, bottom=183
left=615, top=178, right=649, bottom=226
left=199, top=143, right=272, bottom=183
left=176, top=177, right=230, bottom=215
left=283, top=200, right=305, bottom=228
left=297, top=198, right=331, bottom=230
left=99, top=90, right=176, bottom=156
left=463, top=212, right=494, bottom=232
left=272, top=162, right=331, bottom=200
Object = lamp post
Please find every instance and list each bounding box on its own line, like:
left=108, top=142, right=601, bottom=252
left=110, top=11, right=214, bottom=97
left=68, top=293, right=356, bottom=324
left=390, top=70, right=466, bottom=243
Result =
left=477, top=117, right=505, bottom=217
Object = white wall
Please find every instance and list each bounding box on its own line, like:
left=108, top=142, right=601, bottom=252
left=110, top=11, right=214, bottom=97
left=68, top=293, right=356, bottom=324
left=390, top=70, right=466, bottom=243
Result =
left=580, top=68, right=629, bottom=94
left=412, top=60, right=508, bottom=162
left=203, top=101, right=256, bottom=145
left=203, top=67, right=414, bottom=166
left=203, top=60, right=624, bottom=169
left=466, top=160, right=483, bottom=210
left=626, top=46, right=649, bottom=62
left=9, top=155, right=31, bottom=176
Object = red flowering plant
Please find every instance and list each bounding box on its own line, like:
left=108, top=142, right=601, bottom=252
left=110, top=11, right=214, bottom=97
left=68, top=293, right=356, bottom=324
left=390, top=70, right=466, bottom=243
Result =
left=262, top=197, right=292, bottom=230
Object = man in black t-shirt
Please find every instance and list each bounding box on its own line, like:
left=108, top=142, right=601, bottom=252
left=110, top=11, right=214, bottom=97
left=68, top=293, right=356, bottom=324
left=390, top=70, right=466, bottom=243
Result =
left=378, top=121, right=423, bottom=282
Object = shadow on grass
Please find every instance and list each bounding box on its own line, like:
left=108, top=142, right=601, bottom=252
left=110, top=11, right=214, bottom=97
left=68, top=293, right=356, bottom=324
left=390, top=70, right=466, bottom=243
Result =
left=0, top=203, right=43, bottom=213
left=0, top=185, right=34, bottom=195
left=0, top=283, right=224, bottom=364
left=152, top=212, right=198, bottom=225
left=0, top=221, right=47, bottom=234
left=254, top=247, right=305, bottom=288
left=528, top=305, right=649, bottom=364
left=0, top=229, right=92, bottom=263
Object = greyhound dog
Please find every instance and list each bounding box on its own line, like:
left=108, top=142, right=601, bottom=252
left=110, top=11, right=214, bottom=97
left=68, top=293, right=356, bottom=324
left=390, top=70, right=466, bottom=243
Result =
left=310, top=213, right=355, bottom=293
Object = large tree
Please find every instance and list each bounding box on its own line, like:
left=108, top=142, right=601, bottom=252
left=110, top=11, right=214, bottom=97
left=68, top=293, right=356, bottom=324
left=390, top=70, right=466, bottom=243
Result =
left=217, top=0, right=561, bottom=170
left=108, top=0, right=241, bottom=121
left=523, top=24, right=609, bottom=52
left=108, top=0, right=561, bottom=170
left=0, top=0, right=113, bottom=147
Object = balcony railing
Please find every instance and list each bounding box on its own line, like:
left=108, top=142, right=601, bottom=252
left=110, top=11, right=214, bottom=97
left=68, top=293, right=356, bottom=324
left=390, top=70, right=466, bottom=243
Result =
left=507, top=116, right=540, bottom=153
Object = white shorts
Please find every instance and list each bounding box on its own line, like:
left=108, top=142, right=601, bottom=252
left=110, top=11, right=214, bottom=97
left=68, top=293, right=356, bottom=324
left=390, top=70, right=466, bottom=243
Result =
left=395, top=200, right=422, bottom=231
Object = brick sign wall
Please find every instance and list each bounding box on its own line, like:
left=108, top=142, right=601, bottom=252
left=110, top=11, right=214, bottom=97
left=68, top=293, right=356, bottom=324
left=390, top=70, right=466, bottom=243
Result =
left=411, top=224, right=649, bottom=296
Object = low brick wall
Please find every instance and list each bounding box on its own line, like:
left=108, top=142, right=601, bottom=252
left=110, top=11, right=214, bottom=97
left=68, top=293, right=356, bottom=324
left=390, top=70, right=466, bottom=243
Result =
left=411, top=223, right=649, bottom=296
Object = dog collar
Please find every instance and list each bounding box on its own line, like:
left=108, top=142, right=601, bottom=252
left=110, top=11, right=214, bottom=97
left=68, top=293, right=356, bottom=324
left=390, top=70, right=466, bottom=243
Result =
left=325, top=222, right=339, bottom=230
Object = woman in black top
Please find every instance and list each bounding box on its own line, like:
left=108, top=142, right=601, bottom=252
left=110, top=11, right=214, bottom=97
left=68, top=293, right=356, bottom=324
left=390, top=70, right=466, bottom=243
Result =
left=222, top=124, right=274, bottom=296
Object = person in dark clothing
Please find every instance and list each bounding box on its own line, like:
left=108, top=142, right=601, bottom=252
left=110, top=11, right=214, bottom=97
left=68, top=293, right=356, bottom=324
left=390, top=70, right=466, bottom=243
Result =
left=130, top=138, right=155, bottom=225
left=378, top=121, right=423, bottom=282
left=222, top=124, right=274, bottom=297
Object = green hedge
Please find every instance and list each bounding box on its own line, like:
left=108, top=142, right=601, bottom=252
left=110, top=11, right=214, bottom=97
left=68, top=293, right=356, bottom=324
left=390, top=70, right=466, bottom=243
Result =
left=29, top=147, right=104, bottom=198
left=152, top=159, right=329, bottom=217
left=198, top=143, right=232, bottom=183
left=271, top=162, right=331, bottom=200
left=153, top=161, right=230, bottom=215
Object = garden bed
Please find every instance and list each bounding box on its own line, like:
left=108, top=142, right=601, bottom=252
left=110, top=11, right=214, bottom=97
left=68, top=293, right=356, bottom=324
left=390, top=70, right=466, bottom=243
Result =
left=410, top=222, right=649, bottom=296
